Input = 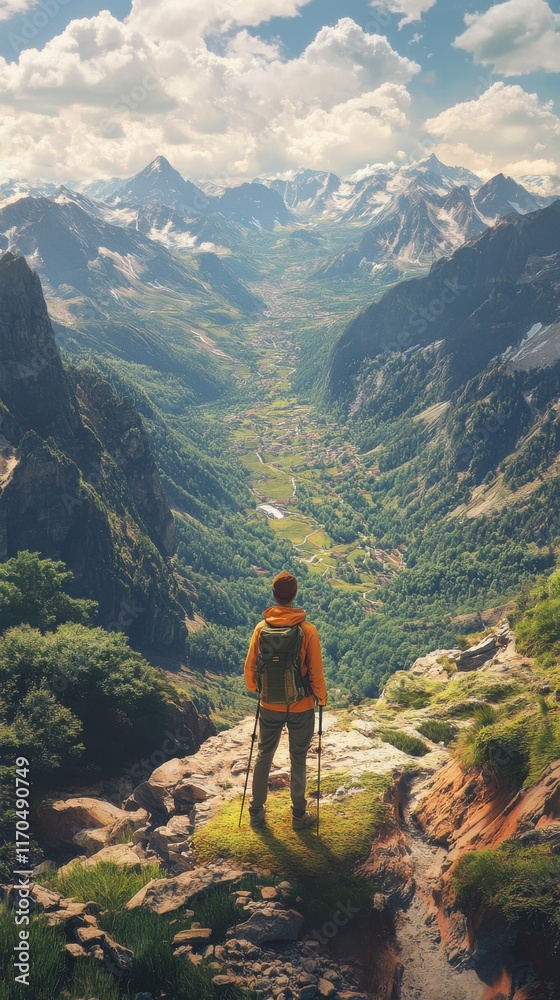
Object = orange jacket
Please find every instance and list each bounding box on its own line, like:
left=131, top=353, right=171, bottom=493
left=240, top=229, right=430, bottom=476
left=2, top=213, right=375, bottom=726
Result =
left=244, top=605, right=327, bottom=713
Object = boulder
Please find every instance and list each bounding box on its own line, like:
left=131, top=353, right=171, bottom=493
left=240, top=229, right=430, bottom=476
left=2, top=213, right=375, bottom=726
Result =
left=149, top=815, right=193, bottom=860
left=126, top=865, right=244, bottom=915
left=232, top=907, right=304, bottom=945
left=59, top=844, right=149, bottom=876
left=125, top=758, right=192, bottom=814
left=455, top=635, right=499, bottom=671
left=173, top=780, right=214, bottom=810
left=73, top=826, right=111, bottom=855
left=35, top=797, right=126, bottom=846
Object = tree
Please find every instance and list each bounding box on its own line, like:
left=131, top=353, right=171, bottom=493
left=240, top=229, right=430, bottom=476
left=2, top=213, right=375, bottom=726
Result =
left=0, top=551, right=97, bottom=634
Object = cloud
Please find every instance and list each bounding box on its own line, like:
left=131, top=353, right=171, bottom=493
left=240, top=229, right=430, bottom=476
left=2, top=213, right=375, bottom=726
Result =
left=424, top=82, right=560, bottom=183
left=370, top=0, right=437, bottom=27
left=0, top=0, right=36, bottom=21
left=0, top=14, right=419, bottom=181
left=127, top=0, right=313, bottom=40
left=454, top=0, right=560, bottom=75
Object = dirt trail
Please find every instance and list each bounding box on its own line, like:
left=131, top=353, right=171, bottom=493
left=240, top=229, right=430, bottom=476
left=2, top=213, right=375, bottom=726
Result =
left=393, top=779, right=484, bottom=1000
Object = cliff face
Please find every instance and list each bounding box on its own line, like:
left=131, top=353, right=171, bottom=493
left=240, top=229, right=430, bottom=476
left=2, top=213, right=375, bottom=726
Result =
left=0, top=251, right=186, bottom=649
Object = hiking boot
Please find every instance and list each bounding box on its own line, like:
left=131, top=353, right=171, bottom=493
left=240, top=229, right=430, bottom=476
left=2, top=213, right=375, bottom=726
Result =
left=292, top=808, right=316, bottom=831
left=249, top=806, right=266, bottom=828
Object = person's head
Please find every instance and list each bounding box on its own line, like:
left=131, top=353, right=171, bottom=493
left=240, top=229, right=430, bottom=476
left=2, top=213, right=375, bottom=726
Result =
left=272, top=570, right=298, bottom=606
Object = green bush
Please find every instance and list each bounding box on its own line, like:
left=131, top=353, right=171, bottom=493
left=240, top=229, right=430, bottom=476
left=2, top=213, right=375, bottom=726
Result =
left=469, top=716, right=531, bottom=788
left=458, top=702, right=560, bottom=790
left=0, top=551, right=96, bottom=634
left=516, top=596, right=560, bottom=658
left=379, top=728, right=429, bottom=757
left=0, top=623, right=177, bottom=778
left=417, top=719, right=458, bottom=745
left=453, top=842, right=560, bottom=935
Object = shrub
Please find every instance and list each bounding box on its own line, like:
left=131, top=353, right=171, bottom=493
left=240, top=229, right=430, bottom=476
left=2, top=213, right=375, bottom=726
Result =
left=0, top=623, right=177, bottom=777
left=516, top=597, right=560, bottom=659
left=453, top=842, right=560, bottom=936
left=379, top=729, right=429, bottom=757
left=417, top=719, right=458, bottom=745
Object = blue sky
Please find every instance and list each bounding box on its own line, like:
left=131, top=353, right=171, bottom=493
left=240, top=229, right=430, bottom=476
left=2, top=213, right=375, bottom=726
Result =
left=0, top=0, right=559, bottom=185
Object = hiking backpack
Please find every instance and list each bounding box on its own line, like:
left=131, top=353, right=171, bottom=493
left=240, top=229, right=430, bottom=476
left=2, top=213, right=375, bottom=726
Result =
left=256, top=623, right=311, bottom=705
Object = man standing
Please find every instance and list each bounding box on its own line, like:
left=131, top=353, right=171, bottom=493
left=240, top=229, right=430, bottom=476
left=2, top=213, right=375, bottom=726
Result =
left=243, top=570, right=327, bottom=830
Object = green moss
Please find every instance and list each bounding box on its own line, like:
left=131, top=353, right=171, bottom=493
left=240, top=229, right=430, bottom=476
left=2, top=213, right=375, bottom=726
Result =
left=453, top=841, right=560, bottom=935
left=379, top=729, right=429, bottom=757
left=193, top=781, right=390, bottom=923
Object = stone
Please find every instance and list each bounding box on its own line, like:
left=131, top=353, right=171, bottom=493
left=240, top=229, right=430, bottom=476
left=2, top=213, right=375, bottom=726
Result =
left=102, top=933, right=134, bottom=978
left=126, top=865, right=244, bottom=915
left=233, top=907, right=304, bottom=945
left=59, top=844, right=148, bottom=874
left=73, top=826, right=110, bottom=855
left=172, top=928, right=212, bottom=946
left=35, top=797, right=125, bottom=846
left=317, top=980, right=336, bottom=999
left=299, top=988, right=317, bottom=1000
left=149, top=815, right=193, bottom=859
left=76, top=925, right=105, bottom=946
left=212, top=975, right=240, bottom=990
left=65, top=943, right=88, bottom=959
left=455, top=635, right=499, bottom=671
left=126, top=758, right=197, bottom=814
left=29, top=884, right=64, bottom=911
left=261, top=887, right=279, bottom=901
left=173, top=781, right=213, bottom=809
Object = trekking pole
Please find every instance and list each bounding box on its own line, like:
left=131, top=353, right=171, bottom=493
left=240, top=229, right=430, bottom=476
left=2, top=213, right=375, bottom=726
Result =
left=239, top=702, right=260, bottom=828
left=316, top=704, right=323, bottom=837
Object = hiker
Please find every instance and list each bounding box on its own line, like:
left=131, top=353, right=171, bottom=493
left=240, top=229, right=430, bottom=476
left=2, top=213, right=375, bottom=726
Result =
left=243, top=570, right=327, bottom=830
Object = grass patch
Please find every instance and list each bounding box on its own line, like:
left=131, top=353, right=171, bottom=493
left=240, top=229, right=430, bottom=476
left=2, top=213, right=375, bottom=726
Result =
left=379, top=729, right=430, bottom=757
left=39, top=861, right=163, bottom=912
left=417, top=719, right=459, bottom=746
left=383, top=675, right=438, bottom=710
left=35, top=862, right=254, bottom=999
left=456, top=702, right=560, bottom=789
left=453, top=841, right=560, bottom=936
left=0, top=905, right=66, bottom=1000
left=68, top=959, right=120, bottom=999
left=193, top=780, right=391, bottom=924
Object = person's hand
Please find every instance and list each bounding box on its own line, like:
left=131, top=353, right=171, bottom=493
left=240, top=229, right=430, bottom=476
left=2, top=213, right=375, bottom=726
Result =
left=317, top=696, right=327, bottom=707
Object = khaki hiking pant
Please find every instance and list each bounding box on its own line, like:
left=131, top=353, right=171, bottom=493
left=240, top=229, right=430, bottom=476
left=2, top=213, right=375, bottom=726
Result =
left=250, top=706, right=315, bottom=815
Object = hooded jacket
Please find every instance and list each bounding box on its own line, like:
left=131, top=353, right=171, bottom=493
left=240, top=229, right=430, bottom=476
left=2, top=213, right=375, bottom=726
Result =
left=243, top=605, right=327, bottom=713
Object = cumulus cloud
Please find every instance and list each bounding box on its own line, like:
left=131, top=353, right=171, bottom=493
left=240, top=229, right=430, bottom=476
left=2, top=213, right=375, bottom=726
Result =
left=0, top=12, right=420, bottom=181
left=370, top=0, right=437, bottom=27
left=0, top=0, right=37, bottom=20
left=424, top=82, right=560, bottom=183
left=454, top=0, right=560, bottom=75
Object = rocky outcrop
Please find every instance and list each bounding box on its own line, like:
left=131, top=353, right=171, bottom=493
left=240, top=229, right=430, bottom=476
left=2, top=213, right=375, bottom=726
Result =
left=0, top=251, right=187, bottom=649
left=35, top=796, right=128, bottom=846
left=125, top=863, right=245, bottom=914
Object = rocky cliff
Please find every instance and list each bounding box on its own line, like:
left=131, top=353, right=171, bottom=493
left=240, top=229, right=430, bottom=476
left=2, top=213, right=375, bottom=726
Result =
left=0, top=251, right=187, bottom=649
left=17, top=620, right=559, bottom=999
